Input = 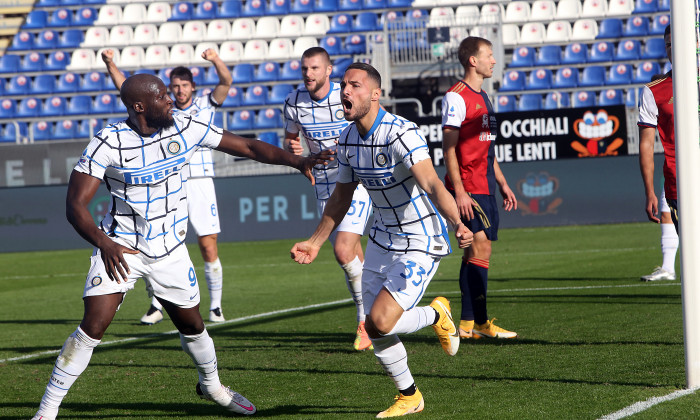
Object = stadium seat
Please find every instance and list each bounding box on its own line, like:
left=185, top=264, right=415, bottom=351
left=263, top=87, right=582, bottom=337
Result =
left=544, top=91, right=571, bottom=109
left=316, top=0, right=338, bottom=11
left=35, top=30, right=59, bottom=49
left=331, top=57, right=352, bottom=79
left=230, top=18, right=256, bottom=40
left=242, top=0, right=266, bottom=17
left=80, top=71, right=105, bottom=92
left=191, top=43, right=218, bottom=66
left=658, top=0, right=669, bottom=11
left=546, top=21, right=572, bottom=43
left=517, top=94, right=542, bottom=111
left=0, top=99, right=16, bottom=118
left=364, top=0, right=386, bottom=9
left=526, top=68, right=553, bottom=90
left=43, top=96, right=66, bottom=116
left=83, top=27, right=109, bottom=47
left=219, top=0, right=242, bottom=18
left=21, top=52, right=44, bottom=72
left=293, top=37, right=318, bottom=58
left=571, top=19, right=598, bottom=41
left=269, top=84, right=293, bottom=104
left=268, top=38, right=294, bottom=60
left=256, top=108, right=283, bottom=129
left=133, top=24, right=157, bottom=45
left=32, top=121, right=52, bottom=141
left=607, top=63, right=632, bottom=85
left=53, top=120, right=77, bottom=140
left=581, top=0, right=607, bottom=17
left=243, top=85, right=268, bottom=106
left=259, top=131, right=281, bottom=147
left=188, top=66, right=205, bottom=85
left=520, top=23, right=545, bottom=44
left=232, top=63, right=255, bottom=83
left=428, top=7, right=454, bottom=27
left=121, top=4, right=147, bottom=24
left=502, top=24, right=521, bottom=47
left=269, top=0, right=290, bottom=15
left=93, top=94, right=117, bottom=114
left=641, top=38, right=666, bottom=59
left=609, top=0, right=634, bottom=15
left=338, top=0, right=363, bottom=11
left=353, top=12, right=379, bottom=32
left=625, top=87, right=643, bottom=107
left=405, top=9, right=429, bottom=28
left=195, top=0, right=218, bottom=19
left=504, top=1, right=530, bottom=23
left=207, top=20, right=231, bottom=40
left=496, top=95, right=516, bottom=112
left=531, top=0, right=556, bottom=20
left=10, top=31, right=33, bottom=50
left=255, top=61, right=280, bottom=82
left=305, top=14, right=330, bottom=36
left=280, top=59, right=302, bottom=81
left=6, top=75, right=31, bottom=95
left=18, top=97, right=41, bottom=117
left=599, top=89, right=624, bottom=106
left=500, top=70, right=526, bottom=91
left=624, top=16, right=649, bottom=37
left=182, top=21, right=206, bottom=43
left=144, top=45, right=169, bottom=67
left=0, top=55, right=20, bottom=74
left=33, top=75, right=56, bottom=94
left=536, top=45, right=561, bottom=66
left=74, top=7, right=98, bottom=25
left=557, top=0, right=582, bottom=19
left=0, top=122, right=27, bottom=143
left=171, top=2, right=194, bottom=20
left=220, top=41, right=244, bottom=62
left=121, top=46, right=145, bottom=68
left=96, top=5, right=122, bottom=25
left=280, top=15, right=304, bottom=37
left=455, top=6, right=479, bottom=25
left=579, top=65, right=606, bottom=87
left=553, top=67, right=579, bottom=88
left=146, top=2, right=171, bottom=22
left=56, top=72, right=79, bottom=92
left=59, top=29, right=84, bottom=48
left=562, top=42, right=588, bottom=64
left=344, top=34, right=366, bottom=54
left=634, top=0, right=657, bottom=13
left=572, top=91, right=596, bottom=108
left=49, top=8, right=72, bottom=27
left=650, top=14, right=670, bottom=35
left=598, top=18, right=623, bottom=39
left=222, top=86, right=242, bottom=107
left=588, top=41, right=614, bottom=62
left=108, top=25, right=133, bottom=46
left=382, top=10, right=404, bottom=28
left=633, top=61, right=661, bottom=83
left=256, top=17, right=281, bottom=39
left=229, top=110, right=254, bottom=131
left=170, top=44, right=194, bottom=65
left=0, top=78, right=4, bottom=96
left=203, top=66, right=220, bottom=85
left=291, top=0, right=315, bottom=14
left=66, top=95, right=92, bottom=115
left=479, top=4, right=504, bottom=25
left=329, top=14, right=353, bottom=33
left=320, top=36, right=343, bottom=55
left=615, top=40, right=640, bottom=61
left=22, top=10, right=48, bottom=29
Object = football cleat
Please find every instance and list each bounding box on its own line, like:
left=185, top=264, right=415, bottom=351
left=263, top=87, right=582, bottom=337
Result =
left=353, top=321, right=373, bottom=351
left=429, top=297, right=459, bottom=356
left=376, top=389, right=424, bottom=418
left=473, top=319, right=517, bottom=339
left=196, top=383, right=256, bottom=415
left=458, top=320, right=475, bottom=339
left=209, top=307, right=225, bottom=322
left=32, top=414, right=55, bottom=420
left=140, top=305, right=163, bottom=325
left=641, top=267, right=676, bottom=282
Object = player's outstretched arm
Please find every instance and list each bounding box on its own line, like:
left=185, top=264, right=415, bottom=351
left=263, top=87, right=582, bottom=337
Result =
left=66, top=171, right=138, bottom=282
left=202, top=48, right=233, bottom=106
left=100, top=49, right=126, bottom=91
left=639, top=126, right=659, bottom=223
left=215, top=130, right=333, bottom=184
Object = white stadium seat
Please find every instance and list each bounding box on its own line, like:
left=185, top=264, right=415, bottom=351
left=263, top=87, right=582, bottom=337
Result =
left=144, top=45, right=169, bottom=67
left=519, top=22, right=546, bottom=44
left=231, top=18, right=256, bottom=40
left=455, top=6, right=480, bottom=25
left=268, top=38, right=294, bottom=60
left=280, top=15, right=304, bottom=37
left=571, top=18, right=599, bottom=40
left=182, top=21, right=207, bottom=42
left=146, top=2, right=171, bottom=22
left=581, top=0, right=607, bottom=17
left=608, top=0, right=633, bottom=16
left=207, top=20, right=231, bottom=41
left=256, top=17, right=281, bottom=38
left=67, top=48, right=96, bottom=70
left=170, top=43, right=194, bottom=65
left=220, top=40, right=244, bottom=62
left=120, top=46, right=144, bottom=67
left=244, top=39, right=269, bottom=61
left=121, top=3, right=146, bottom=24
left=557, top=0, right=582, bottom=19
left=107, top=25, right=133, bottom=46
left=546, top=20, right=572, bottom=42
left=501, top=24, right=520, bottom=46
left=133, top=24, right=157, bottom=44
left=157, top=22, right=182, bottom=43
left=429, top=7, right=455, bottom=27
left=504, top=1, right=531, bottom=23
left=82, top=27, right=108, bottom=47
left=293, top=36, right=318, bottom=57
left=96, top=5, right=122, bottom=25
left=479, top=4, right=504, bottom=25
left=304, top=14, right=330, bottom=36
left=192, top=42, right=219, bottom=64
left=531, top=0, right=556, bottom=21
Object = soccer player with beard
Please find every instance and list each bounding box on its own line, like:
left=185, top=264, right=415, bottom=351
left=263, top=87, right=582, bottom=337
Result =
left=32, top=74, right=331, bottom=420
left=102, top=48, right=232, bottom=324
left=291, top=63, right=473, bottom=418
left=283, top=47, right=373, bottom=351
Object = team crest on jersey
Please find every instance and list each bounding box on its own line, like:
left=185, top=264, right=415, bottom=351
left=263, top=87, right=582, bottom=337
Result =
left=375, top=152, right=388, bottom=167
left=167, top=140, right=182, bottom=155
left=91, top=276, right=102, bottom=286
left=335, top=109, right=345, bottom=120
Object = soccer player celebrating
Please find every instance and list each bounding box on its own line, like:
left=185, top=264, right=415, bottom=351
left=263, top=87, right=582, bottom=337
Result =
left=102, top=48, right=232, bottom=324
left=291, top=63, right=473, bottom=418
left=442, top=37, right=518, bottom=340
left=32, top=74, right=331, bottom=420
left=283, top=47, right=373, bottom=351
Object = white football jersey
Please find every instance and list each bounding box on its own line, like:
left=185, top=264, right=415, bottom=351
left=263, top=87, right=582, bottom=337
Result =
left=175, top=94, right=219, bottom=178
left=337, top=109, right=450, bottom=257
left=283, top=82, right=351, bottom=200
left=74, top=113, right=223, bottom=259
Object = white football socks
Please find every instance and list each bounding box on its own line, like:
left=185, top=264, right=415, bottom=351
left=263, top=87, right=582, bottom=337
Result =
left=371, top=335, right=414, bottom=391
left=180, top=329, right=221, bottom=394
left=385, top=306, right=436, bottom=336
left=204, top=258, right=224, bottom=311
left=341, top=256, right=365, bottom=323
left=151, top=297, right=163, bottom=311
left=661, top=222, right=679, bottom=274
left=37, top=327, right=100, bottom=418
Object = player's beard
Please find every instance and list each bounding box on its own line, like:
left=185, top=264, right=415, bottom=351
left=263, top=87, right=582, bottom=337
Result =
left=146, top=109, right=175, bottom=130
left=344, top=99, right=371, bottom=122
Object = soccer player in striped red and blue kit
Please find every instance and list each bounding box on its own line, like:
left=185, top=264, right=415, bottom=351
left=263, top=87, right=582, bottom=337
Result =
left=442, top=37, right=518, bottom=340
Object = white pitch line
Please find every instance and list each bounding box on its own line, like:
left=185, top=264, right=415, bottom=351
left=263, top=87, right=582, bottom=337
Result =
left=597, top=387, right=700, bottom=420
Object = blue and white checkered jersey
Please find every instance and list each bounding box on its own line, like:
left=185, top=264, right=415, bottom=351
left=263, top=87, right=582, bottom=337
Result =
left=337, top=109, right=451, bottom=257
left=283, top=82, right=350, bottom=200
left=175, top=94, right=219, bottom=179
left=74, top=113, right=223, bottom=259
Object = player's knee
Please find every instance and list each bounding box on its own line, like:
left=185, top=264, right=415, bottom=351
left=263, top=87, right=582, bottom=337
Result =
left=366, top=314, right=393, bottom=337
left=365, top=316, right=383, bottom=338
left=79, top=320, right=108, bottom=340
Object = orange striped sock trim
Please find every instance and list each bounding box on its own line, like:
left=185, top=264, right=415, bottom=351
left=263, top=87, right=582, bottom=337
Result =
left=468, top=258, right=489, bottom=269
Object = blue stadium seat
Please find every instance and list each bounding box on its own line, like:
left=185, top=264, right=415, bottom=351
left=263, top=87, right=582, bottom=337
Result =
left=291, top=0, right=315, bottom=13
left=572, top=91, right=596, bottom=108
left=204, top=66, right=221, bottom=85
left=33, top=74, right=56, bottom=94
left=114, top=97, right=127, bottom=114
left=256, top=108, right=283, bottom=129
left=535, top=45, right=560, bottom=66
left=243, top=85, right=268, bottom=106
left=510, top=47, right=535, bottom=68
left=43, top=96, right=67, bottom=116
left=0, top=55, right=20, bottom=73
left=320, top=36, right=343, bottom=55
left=10, top=31, right=34, bottom=50
left=381, top=10, right=403, bottom=28
left=170, top=2, right=194, bottom=20
left=22, top=10, right=48, bottom=29
left=615, top=39, right=640, bottom=61
left=21, top=52, right=44, bottom=72
left=599, top=89, right=624, bottom=106
left=344, top=34, right=366, bottom=54
left=404, top=9, right=428, bottom=28
left=74, top=7, right=98, bottom=25
left=66, top=95, right=92, bottom=115
left=579, top=65, right=606, bottom=87
left=35, top=0, right=59, bottom=6
left=269, top=84, right=293, bottom=104
left=106, top=117, right=123, bottom=125
left=623, top=16, right=649, bottom=37
left=59, top=29, right=84, bottom=48
left=328, top=14, right=353, bottom=33
left=242, top=0, right=266, bottom=17
left=49, top=8, right=73, bottom=27
left=388, top=0, right=411, bottom=6
left=553, top=67, right=579, bottom=88
left=232, top=64, right=255, bottom=83
left=18, top=97, right=42, bottom=117
left=1, top=122, right=27, bottom=143
left=280, top=59, right=302, bottom=81
left=222, top=86, right=242, bottom=107
left=500, top=70, right=526, bottom=91
left=315, top=0, right=338, bottom=11
left=78, top=119, right=101, bottom=138
left=641, top=38, right=666, bottom=59
left=189, top=67, right=205, bottom=86
left=607, top=64, right=632, bottom=85
left=597, top=18, right=623, bottom=39
left=331, top=57, right=352, bottom=79
left=7, top=75, right=31, bottom=95
left=0, top=99, right=17, bottom=119
left=213, top=112, right=224, bottom=128
left=46, top=51, right=69, bottom=70
left=544, top=91, right=571, bottom=109
left=35, top=30, right=59, bottom=49
left=517, top=94, right=542, bottom=111
left=156, top=68, right=170, bottom=86
left=562, top=43, right=588, bottom=64
left=364, top=0, right=387, bottom=9
left=268, top=0, right=290, bottom=15
left=0, top=78, right=4, bottom=95
left=526, top=68, right=553, bottom=90
left=133, top=69, right=156, bottom=76
left=650, top=14, right=669, bottom=35
left=633, top=61, right=661, bottom=83
left=259, top=131, right=281, bottom=147
left=338, top=0, right=363, bottom=11
left=54, top=72, right=80, bottom=93
left=634, top=0, right=658, bottom=13
left=625, top=88, right=643, bottom=107
left=32, top=121, right=52, bottom=141
left=93, top=94, right=117, bottom=114
left=588, top=42, right=614, bottom=63
left=229, top=110, right=254, bottom=131
left=658, top=0, right=670, bottom=12
left=81, top=71, right=105, bottom=92
left=194, top=0, right=218, bottom=19
left=219, top=0, right=242, bottom=18
left=54, top=120, right=78, bottom=140
left=495, top=95, right=516, bottom=113
left=255, top=61, right=280, bottom=82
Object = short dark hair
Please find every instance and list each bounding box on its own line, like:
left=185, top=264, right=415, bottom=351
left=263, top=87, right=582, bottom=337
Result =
left=458, top=36, right=492, bottom=70
left=664, top=24, right=671, bottom=37
left=345, top=62, right=381, bottom=88
left=301, top=47, right=331, bottom=65
left=169, top=66, right=194, bottom=85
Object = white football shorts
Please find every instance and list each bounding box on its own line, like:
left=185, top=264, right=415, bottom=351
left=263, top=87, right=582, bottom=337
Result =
left=317, top=184, right=372, bottom=239
left=660, top=186, right=670, bottom=213
left=187, top=177, right=221, bottom=237
left=83, top=242, right=201, bottom=308
left=361, top=241, right=441, bottom=313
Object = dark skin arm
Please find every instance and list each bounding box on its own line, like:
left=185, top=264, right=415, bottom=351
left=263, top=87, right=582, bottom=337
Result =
left=66, top=170, right=139, bottom=283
